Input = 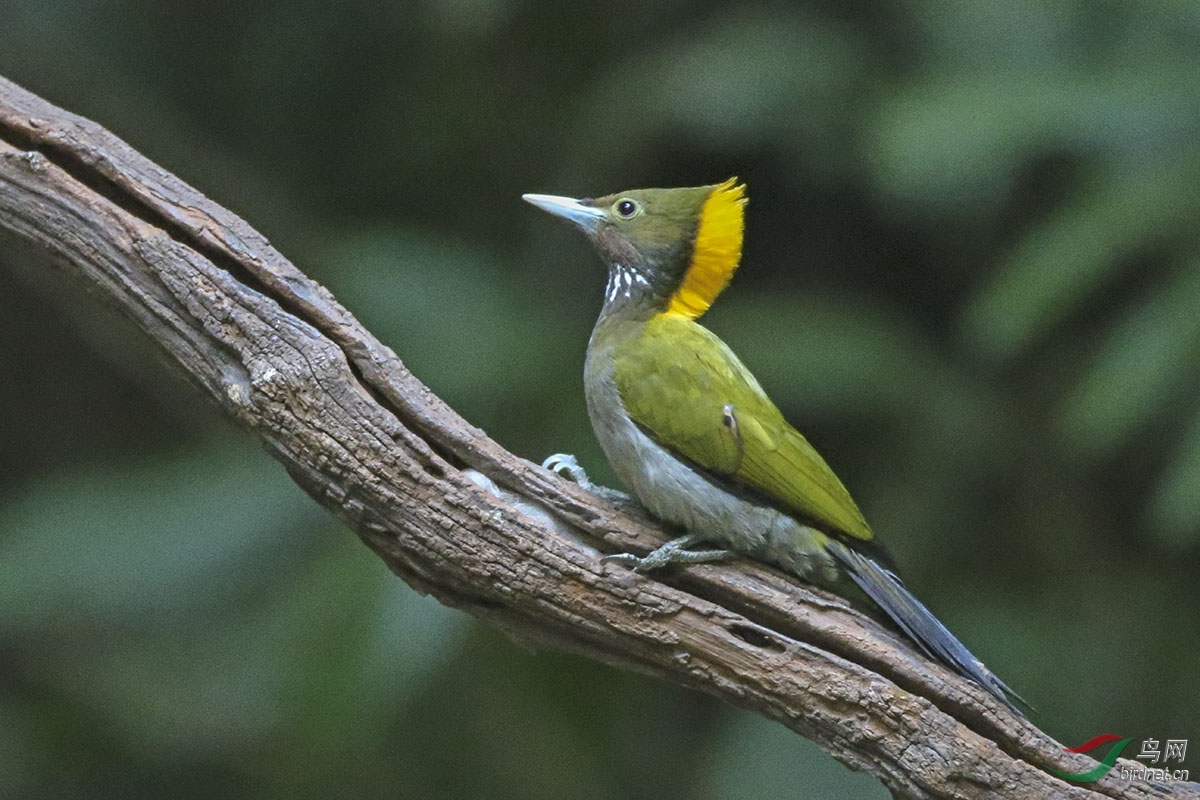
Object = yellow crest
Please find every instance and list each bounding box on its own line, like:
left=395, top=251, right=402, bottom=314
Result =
left=665, top=178, right=748, bottom=319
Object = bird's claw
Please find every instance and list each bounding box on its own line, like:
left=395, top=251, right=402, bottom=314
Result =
left=603, top=534, right=732, bottom=574
left=601, top=552, right=653, bottom=573
left=542, top=453, right=595, bottom=490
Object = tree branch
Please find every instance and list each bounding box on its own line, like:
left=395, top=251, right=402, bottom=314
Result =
left=0, top=75, right=1191, bottom=800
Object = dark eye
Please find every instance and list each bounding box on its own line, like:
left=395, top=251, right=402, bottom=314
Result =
left=614, top=198, right=640, bottom=218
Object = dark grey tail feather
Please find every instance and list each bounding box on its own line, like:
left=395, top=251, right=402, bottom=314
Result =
left=828, top=541, right=1027, bottom=715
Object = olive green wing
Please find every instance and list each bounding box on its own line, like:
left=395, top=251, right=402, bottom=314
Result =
left=613, top=316, right=873, bottom=541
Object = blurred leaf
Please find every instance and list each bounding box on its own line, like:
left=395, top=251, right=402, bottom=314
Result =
left=273, top=540, right=471, bottom=786
left=702, top=713, right=886, bottom=800
left=0, top=439, right=325, bottom=634
left=568, top=6, right=871, bottom=180
left=30, top=530, right=468, bottom=770
left=1149, top=407, right=1200, bottom=547
left=425, top=0, right=520, bottom=35
left=901, top=0, right=1075, bottom=70
left=960, top=156, right=1200, bottom=362
left=0, top=698, right=43, bottom=797
left=42, top=603, right=290, bottom=761
left=871, top=66, right=1200, bottom=215
left=319, top=227, right=576, bottom=425
left=1059, top=260, right=1200, bottom=460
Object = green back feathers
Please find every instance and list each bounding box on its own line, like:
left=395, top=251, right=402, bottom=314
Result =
left=613, top=314, right=873, bottom=541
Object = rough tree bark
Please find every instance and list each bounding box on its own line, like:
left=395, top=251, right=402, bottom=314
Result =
left=0, top=75, right=1192, bottom=800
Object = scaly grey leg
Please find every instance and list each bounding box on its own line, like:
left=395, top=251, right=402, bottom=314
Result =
left=604, top=532, right=731, bottom=574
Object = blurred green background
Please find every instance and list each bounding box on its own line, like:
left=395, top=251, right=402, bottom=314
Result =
left=2, top=1, right=1198, bottom=797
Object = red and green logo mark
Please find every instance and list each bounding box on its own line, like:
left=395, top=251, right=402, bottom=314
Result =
left=1052, top=734, right=1134, bottom=782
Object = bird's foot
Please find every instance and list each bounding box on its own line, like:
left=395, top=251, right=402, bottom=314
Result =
left=542, top=453, right=635, bottom=505
left=604, top=532, right=732, bottom=574
left=542, top=453, right=596, bottom=490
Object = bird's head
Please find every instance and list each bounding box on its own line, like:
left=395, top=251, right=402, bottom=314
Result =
left=523, top=179, right=747, bottom=319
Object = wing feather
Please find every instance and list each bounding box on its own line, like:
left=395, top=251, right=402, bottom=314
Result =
left=614, top=314, right=872, bottom=541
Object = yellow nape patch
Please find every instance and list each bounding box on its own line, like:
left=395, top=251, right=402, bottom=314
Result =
left=666, top=178, right=747, bottom=319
